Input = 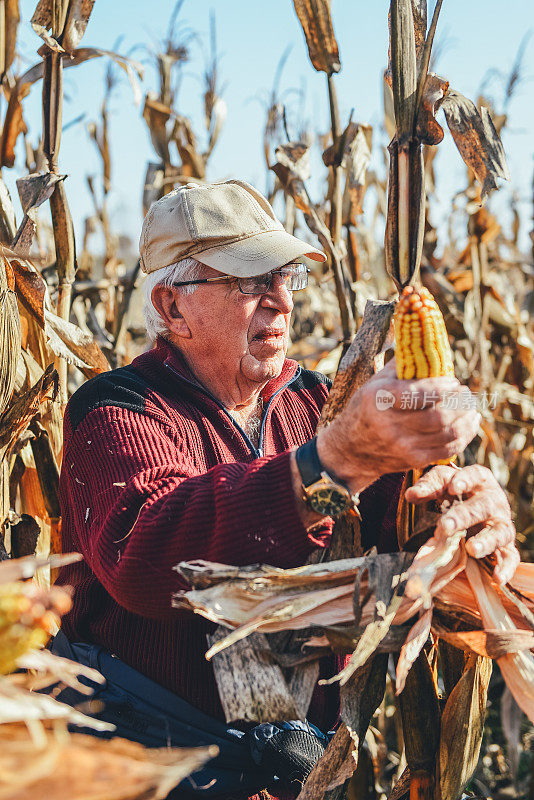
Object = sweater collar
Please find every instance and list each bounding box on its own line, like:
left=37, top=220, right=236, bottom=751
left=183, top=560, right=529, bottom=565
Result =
left=154, top=337, right=299, bottom=405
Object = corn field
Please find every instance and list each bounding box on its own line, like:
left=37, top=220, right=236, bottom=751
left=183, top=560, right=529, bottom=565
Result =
left=0, top=1, right=532, bottom=799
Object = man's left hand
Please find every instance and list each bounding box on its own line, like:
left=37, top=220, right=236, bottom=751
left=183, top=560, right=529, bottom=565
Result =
left=404, top=464, right=519, bottom=585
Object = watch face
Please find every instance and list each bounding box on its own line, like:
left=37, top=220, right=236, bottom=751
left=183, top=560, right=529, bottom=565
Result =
left=309, top=486, right=350, bottom=517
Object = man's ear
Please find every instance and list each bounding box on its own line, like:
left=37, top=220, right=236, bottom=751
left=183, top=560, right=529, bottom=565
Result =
left=151, top=286, right=192, bottom=339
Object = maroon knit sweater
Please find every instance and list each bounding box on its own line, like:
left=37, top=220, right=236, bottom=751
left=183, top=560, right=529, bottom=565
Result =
left=57, top=338, right=402, bottom=730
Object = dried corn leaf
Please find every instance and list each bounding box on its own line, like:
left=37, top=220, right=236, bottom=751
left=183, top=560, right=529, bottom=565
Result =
left=30, top=0, right=52, bottom=30
left=0, top=178, right=16, bottom=244
left=346, top=125, right=372, bottom=210
left=0, top=363, right=57, bottom=455
left=440, top=89, right=510, bottom=201
left=404, top=530, right=466, bottom=606
left=206, top=96, right=226, bottom=157
left=179, top=549, right=534, bottom=726
left=388, top=768, right=411, bottom=800
left=465, top=559, right=534, bottom=723
left=0, top=84, right=27, bottom=168
left=30, top=0, right=68, bottom=50
left=416, top=72, right=448, bottom=146
left=44, top=308, right=110, bottom=378
left=335, top=123, right=373, bottom=221
left=0, top=552, right=81, bottom=584
left=323, top=592, right=404, bottom=687
left=142, top=94, right=171, bottom=164
left=7, top=248, right=109, bottom=376
left=0, top=678, right=113, bottom=730
left=1, top=0, right=20, bottom=77
left=437, top=629, right=534, bottom=660
left=501, top=686, right=523, bottom=784
left=293, top=0, right=341, bottom=75
left=202, top=583, right=355, bottom=659
left=31, top=23, right=64, bottom=52
left=16, top=648, right=104, bottom=694
left=143, top=162, right=165, bottom=215
left=497, top=581, right=534, bottom=631
left=61, top=0, right=95, bottom=51
left=14, top=47, right=142, bottom=113
left=9, top=252, right=47, bottom=326
left=395, top=607, right=432, bottom=693
left=12, top=172, right=64, bottom=256
left=439, top=653, right=492, bottom=800
left=304, top=655, right=390, bottom=797
left=176, top=556, right=366, bottom=590
left=271, top=144, right=311, bottom=214
left=0, top=722, right=217, bottom=800
left=276, top=142, right=311, bottom=181
left=397, top=649, right=440, bottom=773
left=172, top=116, right=206, bottom=179
left=0, top=255, right=21, bottom=415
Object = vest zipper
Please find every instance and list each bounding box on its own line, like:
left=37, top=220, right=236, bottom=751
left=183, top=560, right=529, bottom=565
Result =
left=164, top=361, right=300, bottom=458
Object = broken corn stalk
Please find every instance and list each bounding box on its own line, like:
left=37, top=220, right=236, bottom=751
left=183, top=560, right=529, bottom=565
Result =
left=394, top=285, right=455, bottom=380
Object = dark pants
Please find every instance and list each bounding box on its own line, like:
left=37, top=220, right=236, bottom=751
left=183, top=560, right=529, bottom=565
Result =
left=49, top=631, right=274, bottom=798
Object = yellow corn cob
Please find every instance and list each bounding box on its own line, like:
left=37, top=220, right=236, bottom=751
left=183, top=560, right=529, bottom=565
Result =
left=0, top=582, right=72, bottom=674
left=394, top=286, right=454, bottom=379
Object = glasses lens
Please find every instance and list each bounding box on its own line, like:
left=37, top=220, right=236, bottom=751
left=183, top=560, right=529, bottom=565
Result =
left=238, top=275, right=272, bottom=294
left=279, top=263, right=308, bottom=291
left=237, top=264, right=308, bottom=295
left=289, top=263, right=308, bottom=291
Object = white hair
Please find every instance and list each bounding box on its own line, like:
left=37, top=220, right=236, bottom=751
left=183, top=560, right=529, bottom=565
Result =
left=143, top=257, right=204, bottom=342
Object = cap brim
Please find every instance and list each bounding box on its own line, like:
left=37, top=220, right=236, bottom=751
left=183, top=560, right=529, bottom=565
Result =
left=193, top=229, right=326, bottom=277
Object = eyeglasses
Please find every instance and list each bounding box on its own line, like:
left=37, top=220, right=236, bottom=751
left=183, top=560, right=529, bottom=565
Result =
left=172, top=262, right=309, bottom=295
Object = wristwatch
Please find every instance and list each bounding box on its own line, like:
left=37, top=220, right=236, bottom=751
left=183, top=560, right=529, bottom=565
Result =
left=295, top=438, right=360, bottom=519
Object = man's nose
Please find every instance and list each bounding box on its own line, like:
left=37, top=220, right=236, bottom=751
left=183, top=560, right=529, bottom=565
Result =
left=260, top=275, right=294, bottom=314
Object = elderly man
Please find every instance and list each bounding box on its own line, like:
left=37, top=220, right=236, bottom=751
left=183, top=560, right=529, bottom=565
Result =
left=54, top=180, right=518, bottom=799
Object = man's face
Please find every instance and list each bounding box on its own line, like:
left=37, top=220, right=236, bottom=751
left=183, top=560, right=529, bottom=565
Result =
left=171, top=264, right=294, bottom=392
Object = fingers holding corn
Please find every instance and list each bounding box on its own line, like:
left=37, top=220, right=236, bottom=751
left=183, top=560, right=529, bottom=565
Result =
left=406, top=463, right=519, bottom=584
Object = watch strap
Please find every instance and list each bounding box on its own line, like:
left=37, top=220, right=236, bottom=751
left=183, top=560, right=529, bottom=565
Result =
left=295, top=437, right=324, bottom=489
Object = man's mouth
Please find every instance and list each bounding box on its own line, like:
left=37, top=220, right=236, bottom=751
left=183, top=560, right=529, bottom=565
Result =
left=253, top=328, right=286, bottom=343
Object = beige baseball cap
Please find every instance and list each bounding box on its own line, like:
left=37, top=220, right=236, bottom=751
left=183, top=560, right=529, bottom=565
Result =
left=139, top=179, right=326, bottom=276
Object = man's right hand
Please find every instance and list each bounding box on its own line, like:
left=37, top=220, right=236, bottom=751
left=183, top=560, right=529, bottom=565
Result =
left=316, top=359, right=481, bottom=495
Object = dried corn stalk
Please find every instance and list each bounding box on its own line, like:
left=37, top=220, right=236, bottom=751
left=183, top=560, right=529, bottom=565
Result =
left=384, top=3, right=511, bottom=795
left=0, top=252, right=20, bottom=416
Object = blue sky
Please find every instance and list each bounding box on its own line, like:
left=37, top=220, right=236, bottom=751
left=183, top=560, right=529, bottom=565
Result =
left=10, top=0, right=534, bottom=257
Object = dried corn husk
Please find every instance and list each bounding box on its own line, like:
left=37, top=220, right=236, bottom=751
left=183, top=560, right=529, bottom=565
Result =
left=177, top=543, right=534, bottom=722
left=293, top=0, right=341, bottom=75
